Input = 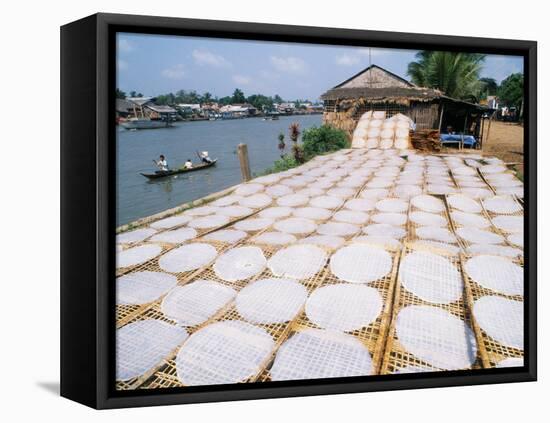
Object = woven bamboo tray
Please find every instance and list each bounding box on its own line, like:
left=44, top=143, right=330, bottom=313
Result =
left=380, top=244, right=487, bottom=375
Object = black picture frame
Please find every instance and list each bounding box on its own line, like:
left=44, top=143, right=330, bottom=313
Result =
left=60, top=12, right=537, bottom=409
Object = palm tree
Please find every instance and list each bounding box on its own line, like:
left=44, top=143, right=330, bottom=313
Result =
left=407, top=51, right=486, bottom=100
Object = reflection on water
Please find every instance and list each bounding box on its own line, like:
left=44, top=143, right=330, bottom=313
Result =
left=116, top=114, right=322, bottom=226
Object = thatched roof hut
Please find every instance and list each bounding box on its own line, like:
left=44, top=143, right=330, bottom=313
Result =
left=321, top=65, right=487, bottom=145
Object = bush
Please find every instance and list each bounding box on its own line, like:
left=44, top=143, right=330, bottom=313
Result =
left=262, top=154, right=300, bottom=175
left=302, top=125, right=350, bottom=159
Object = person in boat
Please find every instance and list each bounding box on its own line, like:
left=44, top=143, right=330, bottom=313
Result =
left=156, top=155, right=168, bottom=171
left=200, top=151, right=213, bottom=164
left=184, top=159, right=193, bottom=169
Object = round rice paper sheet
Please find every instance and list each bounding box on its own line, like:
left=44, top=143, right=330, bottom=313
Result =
left=217, top=205, right=254, bottom=217
left=150, top=227, right=198, bottom=244
left=465, top=255, right=523, bottom=295
left=367, top=178, right=394, bottom=189
left=235, top=183, right=264, bottom=196
left=411, top=195, right=445, bottom=213
left=344, top=198, right=375, bottom=212
left=117, top=244, right=162, bottom=269
left=317, top=222, right=359, bottom=237
left=360, top=188, right=389, bottom=200
left=456, top=227, right=504, bottom=245
left=507, top=233, right=524, bottom=248
left=159, top=243, right=218, bottom=273
left=496, top=186, right=524, bottom=198
left=268, top=244, right=327, bottom=279
left=233, top=217, right=274, bottom=232
left=274, top=217, right=317, bottom=234
left=427, top=184, right=457, bottom=195
left=376, top=198, right=409, bottom=213
left=293, top=207, right=332, bottom=221
left=330, top=244, right=392, bottom=283
left=393, top=184, right=422, bottom=199
left=117, top=320, right=188, bottom=381
left=299, top=235, right=345, bottom=250
left=371, top=213, right=407, bottom=226
left=473, top=296, right=523, bottom=350
left=480, top=164, right=507, bottom=174
left=236, top=278, right=307, bottom=324
left=203, top=229, right=248, bottom=244
left=211, top=195, right=243, bottom=207
left=187, top=214, right=230, bottom=229
left=452, top=166, right=477, bottom=176
left=333, top=210, right=369, bottom=225
left=415, top=226, right=456, bottom=243
left=117, top=271, right=178, bottom=305
left=491, top=215, right=523, bottom=233
left=270, top=329, right=373, bottom=381
left=394, top=138, right=409, bottom=150
left=410, top=211, right=447, bottom=227
left=252, top=174, right=282, bottom=185
left=461, top=187, right=494, bottom=199
left=409, top=240, right=460, bottom=255
left=354, top=235, right=402, bottom=250
left=150, top=215, right=191, bottom=230
left=117, top=228, right=157, bottom=245
left=309, top=195, right=344, bottom=209
left=238, top=194, right=272, bottom=209
left=399, top=252, right=462, bottom=304
left=306, top=284, right=383, bottom=331
left=176, top=321, right=274, bottom=385
left=259, top=206, right=293, bottom=219
left=213, top=246, right=266, bottom=282
left=276, top=193, right=309, bottom=207
left=467, top=244, right=522, bottom=258
left=363, top=223, right=406, bottom=239
left=265, top=184, right=293, bottom=198
left=184, top=205, right=220, bottom=217
left=447, top=194, right=482, bottom=213
left=296, top=187, right=325, bottom=197
left=326, top=187, right=356, bottom=199
left=253, top=231, right=297, bottom=246
left=451, top=211, right=491, bottom=228
left=396, top=305, right=477, bottom=370
left=161, top=280, right=237, bottom=326
left=497, top=357, right=524, bottom=368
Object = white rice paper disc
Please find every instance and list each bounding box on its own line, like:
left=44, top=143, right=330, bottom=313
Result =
left=410, top=211, right=447, bottom=227
left=394, top=138, right=409, bottom=150
left=187, top=214, right=230, bottom=229
left=461, top=187, right=493, bottom=199
left=317, top=222, right=359, bottom=237
left=211, top=195, right=243, bottom=207
left=409, top=240, right=460, bottom=255
left=293, top=207, right=332, bottom=221
left=344, top=198, right=375, bottom=212
left=371, top=213, right=407, bottom=226
left=467, top=244, right=522, bottom=258
left=393, top=184, right=422, bottom=199
left=117, top=320, right=188, bottom=381
left=270, top=329, right=373, bottom=381
left=203, top=229, right=248, bottom=244
left=416, top=226, right=456, bottom=243
left=233, top=217, right=274, bottom=232
left=296, top=187, right=325, bottom=197
left=309, top=195, right=344, bottom=209
left=150, top=227, right=198, bottom=244
left=497, top=357, right=524, bottom=368
left=176, top=321, right=274, bottom=385
left=473, top=296, right=523, bottom=350
left=150, top=215, right=191, bottom=230
left=274, top=217, right=317, bottom=234
left=217, top=205, right=254, bottom=217
left=330, top=244, right=392, bottom=283
left=213, top=246, right=266, bottom=282
left=399, top=252, right=462, bottom=304
left=396, top=305, right=477, bottom=370
left=235, top=183, right=264, bottom=196
left=411, top=195, right=445, bottom=213
left=507, top=233, right=524, bottom=248
left=265, top=184, right=293, bottom=198
left=299, top=235, right=345, bottom=250
left=254, top=231, right=297, bottom=246
left=464, top=255, right=523, bottom=295
left=496, top=186, right=524, bottom=198
left=326, top=187, right=356, bottom=199
left=117, top=228, right=157, bottom=244
left=268, top=245, right=327, bottom=279
left=184, top=206, right=219, bottom=216
left=161, top=280, right=237, bottom=326
left=306, top=284, right=383, bottom=331
left=456, top=227, right=504, bottom=245
left=159, top=243, right=218, bottom=273
left=353, top=235, right=402, bottom=250
left=427, top=184, right=457, bottom=195
left=375, top=199, right=409, bottom=213
left=117, top=244, right=162, bottom=269
left=360, top=188, right=389, bottom=200
left=238, top=194, right=272, bottom=209
left=491, top=215, right=523, bottom=233
left=451, top=211, right=491, bottom=228
left=258, top=206, right=293, bottom=219
left=480, top=164, right=507, bottom=174
left=333, top=210, right=369, bottom=225
left=236, top=278, right=307, bottom=324
left=117, top=271, right=178, bottom=305
left=363, top=223, right=406, bottom=239
left=277, top=194, right=309, bottom=207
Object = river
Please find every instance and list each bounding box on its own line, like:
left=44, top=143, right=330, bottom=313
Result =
left=116, top=114, right=323, bottom=226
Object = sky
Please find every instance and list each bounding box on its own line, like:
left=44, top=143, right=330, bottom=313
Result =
left=117, top=33, right=524, bottom=102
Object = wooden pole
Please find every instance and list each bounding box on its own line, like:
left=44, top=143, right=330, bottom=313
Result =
left=237, top=143, right=252, bottom=182
left=438, top=103, right=445, bottom=132
left=485, top=111, right=496, bottom=146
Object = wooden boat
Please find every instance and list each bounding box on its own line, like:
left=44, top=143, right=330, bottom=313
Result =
left=141, top=159, right=217, bottom=179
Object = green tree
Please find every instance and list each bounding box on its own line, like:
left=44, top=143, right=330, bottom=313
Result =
left=231, top=88, right=246, bottom=104
left=301, top=125, right=350, bottom=160
left=115, top=88, right=126, bottom=99
left=247, top=94, right=274, bottom=111
left=498, top=73, right=524, bottom=109
left=407, top=51, right=486, bottom=99
left=273, top=94, right=284, bottom=104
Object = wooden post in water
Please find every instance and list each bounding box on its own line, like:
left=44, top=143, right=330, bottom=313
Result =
left=237, top=143, right=251, bottom=182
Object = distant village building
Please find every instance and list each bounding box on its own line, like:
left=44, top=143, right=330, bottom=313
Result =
left=321, top=65, right=487, bottom=141
left=219, top=104, right=258, bottom=118
left=116, top=97, right=177, bottom=120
